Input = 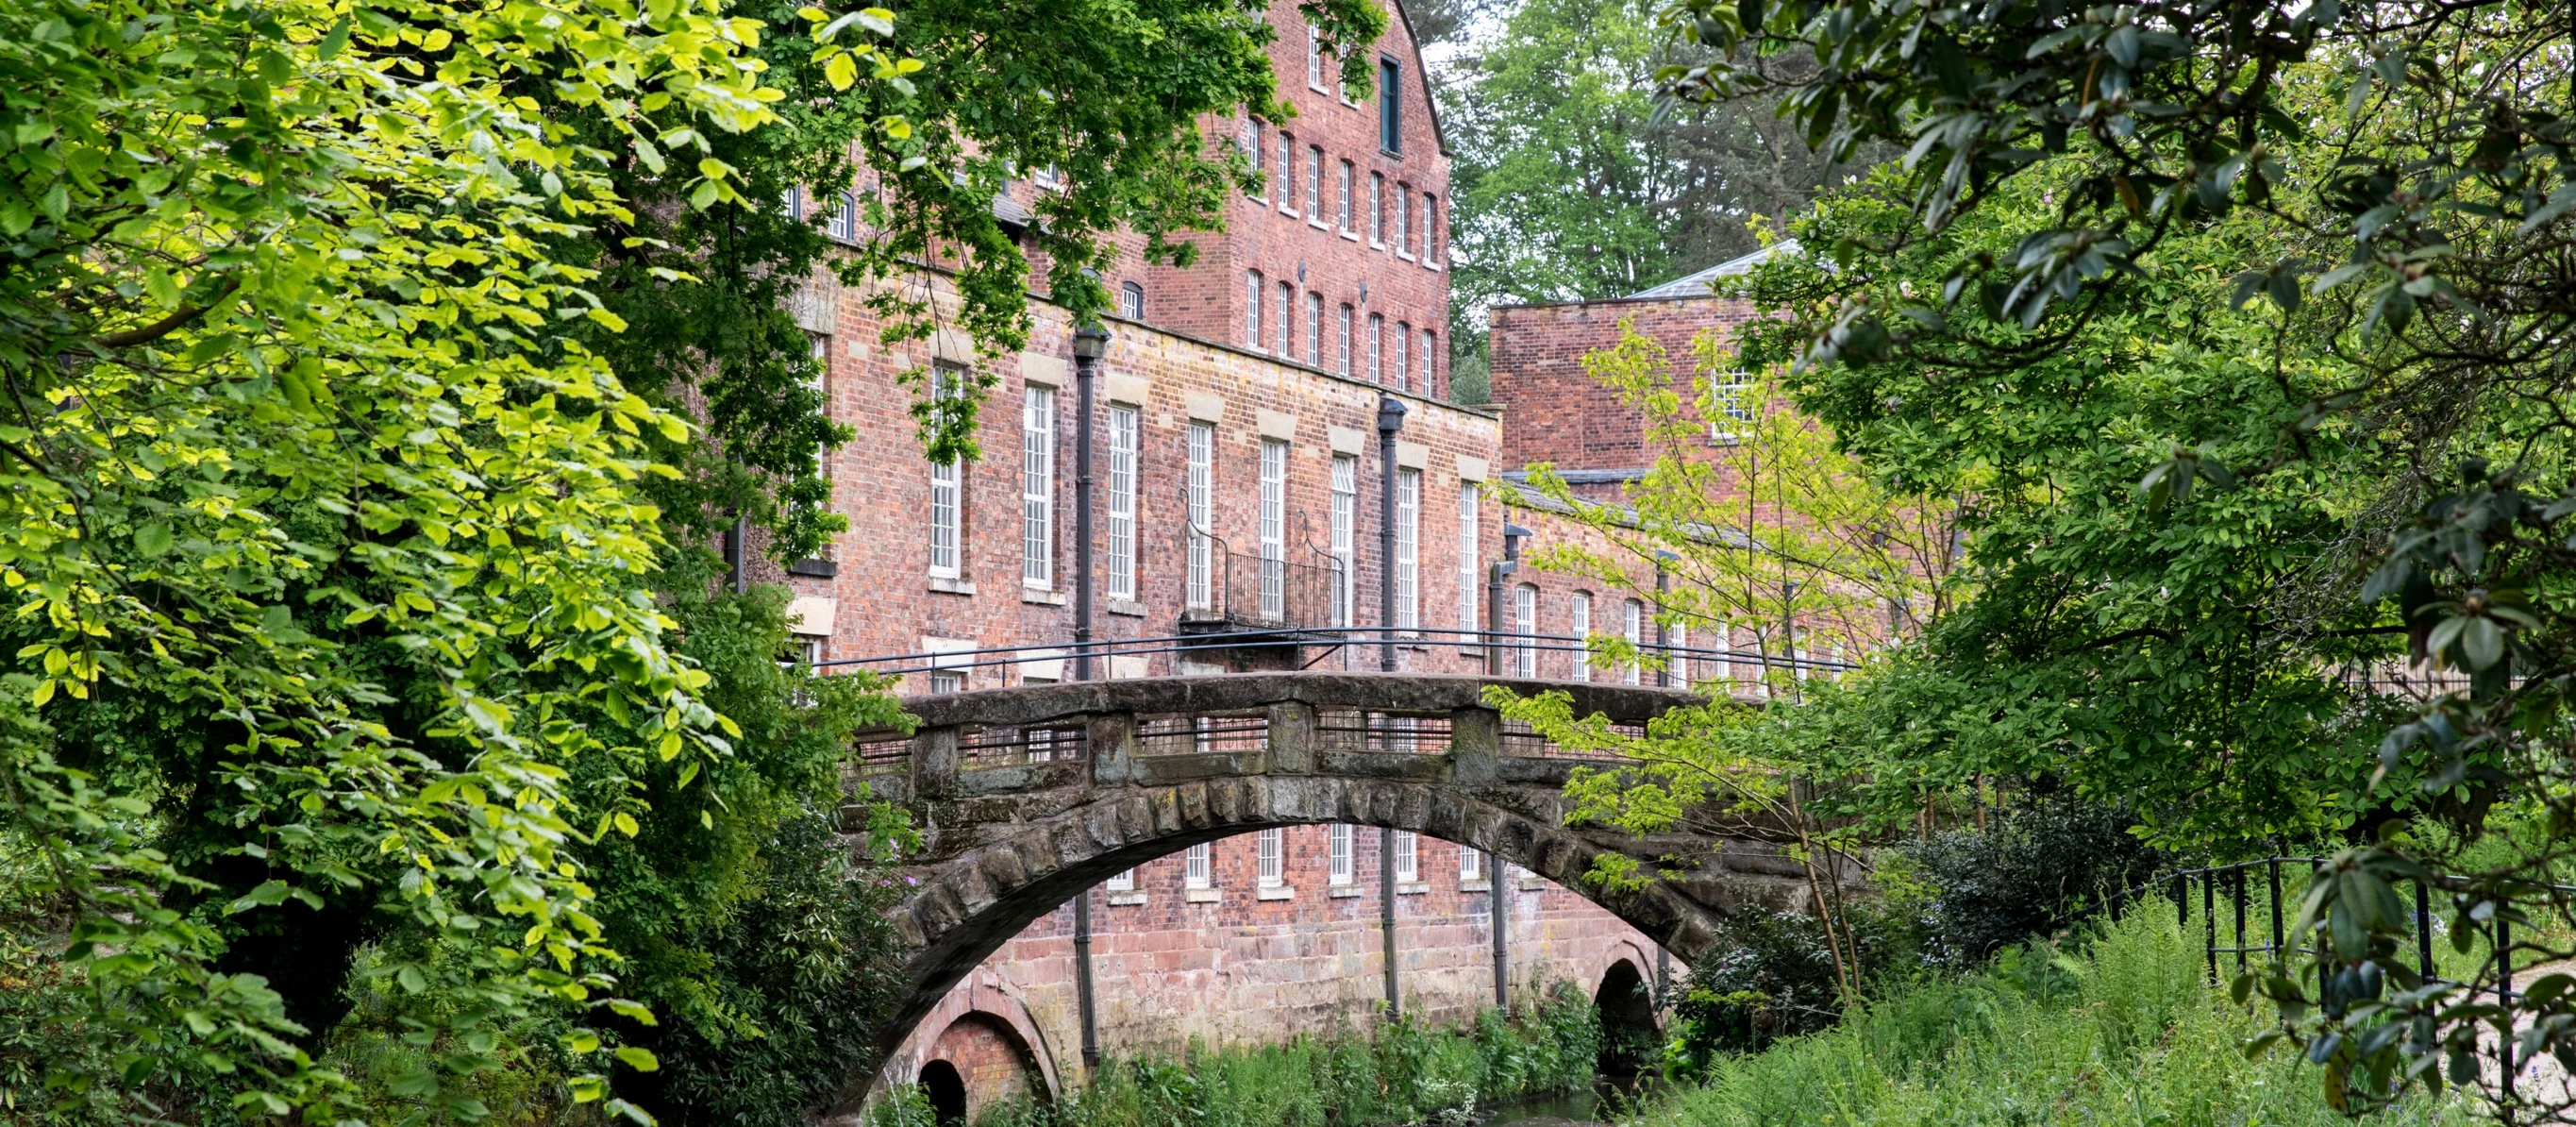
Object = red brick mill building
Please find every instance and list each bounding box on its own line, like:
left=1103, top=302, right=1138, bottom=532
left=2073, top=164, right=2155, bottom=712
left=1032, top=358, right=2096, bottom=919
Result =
left=760, top=3, right=1813, bottom=1119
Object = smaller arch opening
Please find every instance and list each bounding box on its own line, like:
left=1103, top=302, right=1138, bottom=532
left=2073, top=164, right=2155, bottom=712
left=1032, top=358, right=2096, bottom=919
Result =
left=919, top=1060, right=967, bottom=1126
left=1594, top=959, right=1660, bottom=1076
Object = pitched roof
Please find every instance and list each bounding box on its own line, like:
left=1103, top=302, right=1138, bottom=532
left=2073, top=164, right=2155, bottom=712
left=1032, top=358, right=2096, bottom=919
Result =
left=1623, top=240, right=1802, bottom=299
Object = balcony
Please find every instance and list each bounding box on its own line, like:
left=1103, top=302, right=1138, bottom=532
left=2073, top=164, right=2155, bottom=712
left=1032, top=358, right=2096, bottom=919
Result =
left=1179, top=544, right=1350, bottom=649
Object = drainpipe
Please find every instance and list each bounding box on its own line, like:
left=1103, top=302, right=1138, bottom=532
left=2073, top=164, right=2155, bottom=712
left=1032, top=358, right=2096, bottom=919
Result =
left=1652, top=552, right=1673, bottom=687
left=727, top=514, right=749, bottom=596
left=1074, top=887, right=1099, bottom=1071
left=1491, top=853, right=1510, bottom=1008
left=1485, top=524, right=1529, bottom=675
left=1071, top=325, right=1108, bottom=681
left=1382, top=826, right=1400, bottom=1018
left=1375, top=395, right=1406, bottom=673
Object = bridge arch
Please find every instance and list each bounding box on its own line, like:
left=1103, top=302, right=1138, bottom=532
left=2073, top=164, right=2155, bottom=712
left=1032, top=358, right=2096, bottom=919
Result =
left=842, top=672, right=1817, bottom=1108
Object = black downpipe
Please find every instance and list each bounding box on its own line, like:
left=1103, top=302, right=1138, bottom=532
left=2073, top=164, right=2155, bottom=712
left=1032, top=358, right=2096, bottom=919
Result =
left=1652, top=554, right=1670, bottom=687
left=1071, top=326, right=1107, bottom=681
left=1382, top=826, right=1400, bottom=1017
left=1486, top=524, right=1528, bottom=675
left=1491, top=852, right=1509, bottom=1008
left=1376, top=396, right=1406, bottom=672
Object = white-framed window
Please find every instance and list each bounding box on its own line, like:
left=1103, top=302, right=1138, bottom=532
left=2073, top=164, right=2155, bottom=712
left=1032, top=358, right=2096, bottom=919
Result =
left=1279, top=133, right=1296, bottom=215
left=1338, top=305, right=1354, bottom=375
left=1329, top=824, right=1354, bottom=884
left=1569, top=592, right=1593, bottom=681
left=1307, top=25, right=1326, bottom=90
left=1306, top=292, right=1324, bottom=364
left=1187, top=423, right=1214, bottom=609
left=1185, top=842, right=1213, bottom=889
left=1022, top=386, right=1056, bottom=588
left=1514, top=583, right=1539, bottom=678
left=1461, top=844, right=1482, bottom=882
left=1456, top=483, right=1480, bottom=641
left=1394, top=831, right=1418, bottom=882
left=928, top=363, right=964, bottom=579
left=1420, top=329, right=1436, bottom=391
left=1121, top=281, right=1146, bottom=321
left=1260, top=439, right=1288, bottom=620
left=1395, top=184, right=1411, bottom=254
left=1368, top=173, right=1383, bottom=244
left=1259, top=828, right=1286, bottom=887
left=1246, top=270, right=1264, bottom=349
left=1396, top=468, right=1420, bottom=630
left=1278, top=281, right=1296, bottom=356
left=1242, top=118, right=1264, bottom=199
left=1032, top=165, right=1062, bottom=189
left=1671, top=623, right=1691, bottom=690
left=930, top=670, right=963, bottom=694
left=1108, top=405, right=1139, bottom=600
left=1623, top=598, right=1645, bottom=684
left=1331, top=455, right=1357, bottom=628
left=1338, top=161, right=1354, bottom=231
left=1108, top=868, right=1135, bottom=892
left=1712, top=372, right=1756, bottom=441
left=1306, top=145, right=1323, bottom=217
left=1392, top=323, right=1409, bottom=393
left=829, top=190, right=859, bottom=241
left=1366, top=313, right=1383, bottom=383
left=1796, top=626, right=1810, bottom=681
left=1421, top=193, right=1438, bottom=264
left=1831, top=642, right=1846, bottom=682
left=780, top=185, right=806, bottom=220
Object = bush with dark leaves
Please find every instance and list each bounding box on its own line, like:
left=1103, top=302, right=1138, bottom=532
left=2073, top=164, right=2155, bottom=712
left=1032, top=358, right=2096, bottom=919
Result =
left=1904, top=799, right=2162, bottom=969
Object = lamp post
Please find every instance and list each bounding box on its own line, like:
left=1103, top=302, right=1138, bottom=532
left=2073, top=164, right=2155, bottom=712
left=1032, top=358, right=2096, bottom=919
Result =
left=1070, top=325, right=1108, bottom=682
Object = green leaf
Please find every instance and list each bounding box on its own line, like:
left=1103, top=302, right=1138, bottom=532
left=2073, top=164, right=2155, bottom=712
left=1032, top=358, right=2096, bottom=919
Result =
left=615, top=1047, right=660, bottom=1072
left=135, top=521, right=173, bottom=556
left=825, top=51, right=858, bottom=91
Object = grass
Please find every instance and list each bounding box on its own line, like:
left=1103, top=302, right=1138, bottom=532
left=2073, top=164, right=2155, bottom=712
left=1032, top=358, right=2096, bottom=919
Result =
left=1622, top=908, right=2483, bottom=1127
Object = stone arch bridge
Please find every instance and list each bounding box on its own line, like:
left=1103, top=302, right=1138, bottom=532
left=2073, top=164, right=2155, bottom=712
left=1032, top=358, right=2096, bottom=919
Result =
left=846, top=671, right=1822, bottom=1070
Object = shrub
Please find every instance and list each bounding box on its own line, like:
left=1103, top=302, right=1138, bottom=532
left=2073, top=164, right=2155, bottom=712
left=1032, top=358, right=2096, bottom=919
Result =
left=1902, top=798, right=2163, bottom=968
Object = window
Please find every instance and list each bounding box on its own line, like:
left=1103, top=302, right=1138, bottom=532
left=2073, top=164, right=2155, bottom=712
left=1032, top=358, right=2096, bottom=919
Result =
left=1396, top=468, right=1420, bottom=630
left=1713, top=625, right=1732, bottom=688
left=1243, top=118, right=1264, bottom=200
left=829, top=191, right=859, bottom=241
left=1514, top=583, right=1538, bottom=678
left=1329, top=824, right=1354, bottom=884
left=1379, top=58, right=1402, bottom=152
left=1368, top=173, right=1384, bottom=244
left=1108, top=406, right=1139, bottom=600
left=1032, top=165, right=1062, bottom=189
left=1187, top=423, right=1214, bottom=609
left=1421, top=193, right=1438, bottom=264
left=1456, top=483, right=1480, bottom=641
left=1120, top=281, right=1145, bottom=320
left=1306, top=25, right=1325, bottom=90
left=1338, top=161, right=1354, bottom=231
left=1711, top=372, right=1756, bottom=440
left=1022, top=386, right=1056, bottom=587
left=930, top=670, right=963, bottom=694
left=1306, top=145, right=1323, bottom=217
left=1246, top=269, right=1264, bottom=349
left=1461, top=845, right=1482, bottom=882
left=1185, top=842, right=1213, bottom=889
left=1279, top=133, right=1296, bottom=215
left=1670, top=623, right=1691, bottom=690
left=1569, top=592, right=1593, bottom=681
left=1330, top=455, right=1357, bottom=628
left=1338, top=305, right=1354, bottom=375
left=1420, top=329, right=1436, bottom=392
left=1392, top=323, right=1409, bottom=393
left=1260, top=828, right=1286, bottom=886
left=1395, top=184, right=1411, bottom=255
left=1394, top=831, right=1418, bottom=882
left=1260, top=439, right=1288, bottom=620
left=1108, top=868, right=1135, bottom=892
left=1366, top=313, right=1383, bottom=383
left=1796, top=627, right=1810, bottom=681
left=1306, top=293, right=1324, bottom=364
left=1623, top=598, right=1644, bottom=684
left=928, top=363, right=964, bottom=578
left=1279, top=281, right=1296, bottom=357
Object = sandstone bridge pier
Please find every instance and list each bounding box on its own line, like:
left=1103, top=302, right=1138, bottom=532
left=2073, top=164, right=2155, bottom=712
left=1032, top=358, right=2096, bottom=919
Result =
left=835, top=670, right=1824, bottom=1114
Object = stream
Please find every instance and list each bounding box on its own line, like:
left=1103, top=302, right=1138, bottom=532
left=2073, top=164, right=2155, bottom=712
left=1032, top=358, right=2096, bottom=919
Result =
left=1477, top=1075, right=1663, bottom=1127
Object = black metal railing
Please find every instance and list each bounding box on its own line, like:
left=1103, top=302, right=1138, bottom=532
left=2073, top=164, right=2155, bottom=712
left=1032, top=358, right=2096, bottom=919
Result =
left=1134, top=712, right=1269, bottom=755
left=1179, top=550, right=1347, bottom=635
left=956, top=722, right=1090, bottom=768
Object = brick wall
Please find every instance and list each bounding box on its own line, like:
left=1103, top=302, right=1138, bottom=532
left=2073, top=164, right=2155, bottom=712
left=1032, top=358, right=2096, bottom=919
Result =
left=882, top=826, right=1672, bottom=1095
left=928, top=1013, right=1043, bottom=1120
left=1485, top=296, right=1761, bottom=480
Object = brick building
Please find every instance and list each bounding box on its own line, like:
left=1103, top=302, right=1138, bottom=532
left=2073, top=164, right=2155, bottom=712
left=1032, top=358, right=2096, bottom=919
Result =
left=777, top=3, right=1797, bottom=1118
